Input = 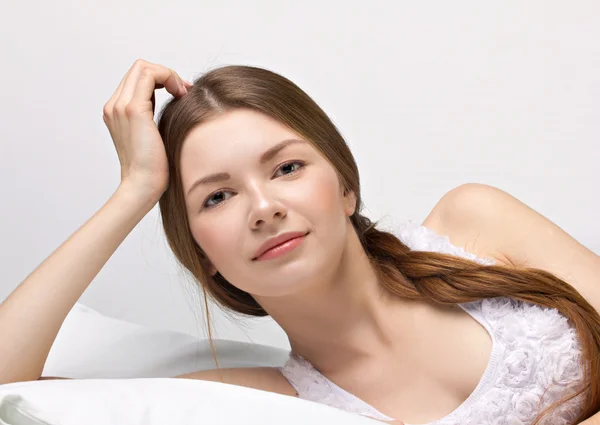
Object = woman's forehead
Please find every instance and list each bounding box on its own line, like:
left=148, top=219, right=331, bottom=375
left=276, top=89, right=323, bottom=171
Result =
left=181, top=109, right=303, bottom=160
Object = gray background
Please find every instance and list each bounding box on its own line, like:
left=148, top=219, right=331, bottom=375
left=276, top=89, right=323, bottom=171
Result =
left=1, top=1, right=598, bottom=350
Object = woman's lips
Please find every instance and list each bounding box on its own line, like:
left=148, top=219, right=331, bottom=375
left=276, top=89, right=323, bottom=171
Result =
left=254, top=233, right=308, bottom=261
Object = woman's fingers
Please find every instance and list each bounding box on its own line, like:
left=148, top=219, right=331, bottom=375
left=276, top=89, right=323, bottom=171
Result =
left=104, top=59, right=188, bottom=122
left=104, top=70, right=130, bottom=119
left=129, top=65, right=187, bottom=117
left=117, top=60, right=185, bottom=108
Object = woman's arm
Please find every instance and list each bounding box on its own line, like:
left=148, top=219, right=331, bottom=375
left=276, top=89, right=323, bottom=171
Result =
left=0, top=183, right=158, bottom=385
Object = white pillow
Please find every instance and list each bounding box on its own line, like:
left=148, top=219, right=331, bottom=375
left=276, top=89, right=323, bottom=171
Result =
left=43, top=303, right=290, bottom=379
left=0, top=378, right=380, bottom=425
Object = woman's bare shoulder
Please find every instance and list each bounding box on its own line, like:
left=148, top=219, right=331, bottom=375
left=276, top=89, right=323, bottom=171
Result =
left=422, top=183, right=514, bottom=266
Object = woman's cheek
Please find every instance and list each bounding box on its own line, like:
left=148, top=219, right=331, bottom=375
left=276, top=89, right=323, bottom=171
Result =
left=302, top=171, right=343, bottom=217
left=190, top=221, right=234, bottom=261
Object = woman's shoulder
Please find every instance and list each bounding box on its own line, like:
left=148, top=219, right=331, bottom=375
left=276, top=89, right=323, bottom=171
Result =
left=419, top=183, right=514, bottom=266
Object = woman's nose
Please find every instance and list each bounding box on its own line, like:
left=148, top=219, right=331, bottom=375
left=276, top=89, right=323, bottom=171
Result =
left=248, top=189, right=288, bottom=230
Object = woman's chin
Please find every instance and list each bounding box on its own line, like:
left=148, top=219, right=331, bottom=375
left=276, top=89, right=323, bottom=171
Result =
left=248, top=261, right=325, bottom=298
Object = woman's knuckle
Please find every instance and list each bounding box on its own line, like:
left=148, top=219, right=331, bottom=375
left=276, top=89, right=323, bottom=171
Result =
left=140, top=67, right=154, bottom=78
left=102, top=104, right=112, bottom=117
left=124, top=103, right=138, bottom=117
left=113, top=102, right=126, bottom=115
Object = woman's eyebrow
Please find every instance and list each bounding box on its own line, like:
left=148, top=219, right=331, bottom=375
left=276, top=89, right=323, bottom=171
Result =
left=186, top=138, right=308, bottom=197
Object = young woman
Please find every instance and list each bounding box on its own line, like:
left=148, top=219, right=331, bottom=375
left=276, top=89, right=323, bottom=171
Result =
left=1, top=59, right=598, bottom=425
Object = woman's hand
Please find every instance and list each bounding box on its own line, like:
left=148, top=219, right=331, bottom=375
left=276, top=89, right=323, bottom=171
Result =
left=102, top=59, right=193, bottom=200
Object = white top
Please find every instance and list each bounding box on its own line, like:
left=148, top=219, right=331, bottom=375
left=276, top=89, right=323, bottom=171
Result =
left=279, top=221, right=586, bottom=425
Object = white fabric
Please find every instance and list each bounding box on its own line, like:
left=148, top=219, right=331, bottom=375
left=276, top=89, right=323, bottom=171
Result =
left=0, top=379, right=380, bottom=425
left=279, top=221, right=587, bottom=425
left=42, top=302, right=289, bottom=379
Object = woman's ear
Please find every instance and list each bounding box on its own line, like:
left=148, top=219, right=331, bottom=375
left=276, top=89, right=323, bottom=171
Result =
left=343, top=188, right=357, bottom=216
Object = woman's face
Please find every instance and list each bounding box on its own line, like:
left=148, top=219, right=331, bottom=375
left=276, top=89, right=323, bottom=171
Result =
left=179, top=108, right=356, bottom=297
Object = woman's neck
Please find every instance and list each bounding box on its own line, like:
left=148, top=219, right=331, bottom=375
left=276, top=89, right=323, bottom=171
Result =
left=256, top=228, right=424, bottom=375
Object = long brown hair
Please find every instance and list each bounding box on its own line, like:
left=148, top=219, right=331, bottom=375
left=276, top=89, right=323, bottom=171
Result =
left=155, top=64, right=600, bottom=424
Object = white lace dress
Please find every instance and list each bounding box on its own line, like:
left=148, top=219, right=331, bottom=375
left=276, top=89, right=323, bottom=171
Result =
left=279, top=221, right=586, bottom=425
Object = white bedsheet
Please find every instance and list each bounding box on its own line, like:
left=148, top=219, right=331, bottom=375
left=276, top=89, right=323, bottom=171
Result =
left=0, top=378, right=379, bottom=425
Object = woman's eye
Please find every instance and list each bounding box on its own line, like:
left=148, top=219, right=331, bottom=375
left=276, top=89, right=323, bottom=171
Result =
left=203, top=191, right=233, bottom=209
left=201, top=161, right=305, bottom=210
left=274, top=161, right=305, bottom=178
